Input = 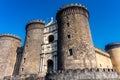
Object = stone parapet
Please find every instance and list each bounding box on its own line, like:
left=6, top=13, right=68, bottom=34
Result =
left=56, top=3, right=89, bottom=19
left=26, top=19, right=45, bottom=31
left=4, top=74, right=37, bottom=80
left=0, top=33, right=21, bottom=41
left=3, top=68, right=120, bottom=80
left=46, top=68, right=120, bottom=80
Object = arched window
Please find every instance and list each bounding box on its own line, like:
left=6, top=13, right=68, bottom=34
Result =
left=47, top=59, right=53, bottom=72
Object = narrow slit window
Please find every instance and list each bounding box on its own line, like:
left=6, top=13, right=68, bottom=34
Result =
left=69, top=49, right=73, bottom=56
left=22, top=68, right=24, bottom=72
left=24, top=58, right=26, bottom=63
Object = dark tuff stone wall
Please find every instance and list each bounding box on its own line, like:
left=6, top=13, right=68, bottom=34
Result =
left=56, top=4, right=97, bottom=70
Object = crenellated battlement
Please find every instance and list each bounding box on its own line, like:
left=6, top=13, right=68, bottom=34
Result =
left=0, top=33, right=21, bottom=41
left=3, top=68, right=120, bottom=80
left=59, top=3, right=88, bottom=11
left=56, top=3, right=89, bottom=19
left=26, top=19, right=45, bottom=25
left=46, top=68, right=120, bottom=80
left=47, top=68, right=115, bottom=74
left=26, top=19, right=45, bottom=31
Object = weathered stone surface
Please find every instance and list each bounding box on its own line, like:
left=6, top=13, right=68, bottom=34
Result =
left=95, top=47, right=113, bottom=69
left=0, top=34, right=21, bottom=79
left=56, top=3, right=97, bottom=70
left=105, top=43, right=120, bottom=74
left=13, top=47, right=23, bottom=75
left=46, top=68, right=120, bottom=80
left=1, top=3, right=120, bottom=80
left=19, top=20, right=45, bottom=74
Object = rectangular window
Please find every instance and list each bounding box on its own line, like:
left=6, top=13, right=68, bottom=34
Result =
left=67, top=23, right=70, bottom=27
left=68, top=35, right=71, bottom=38
left=69, top=49, right=73, bottom=56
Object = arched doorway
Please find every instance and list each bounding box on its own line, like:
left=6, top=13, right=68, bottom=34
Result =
left=47, top=59, right=53, bottom=72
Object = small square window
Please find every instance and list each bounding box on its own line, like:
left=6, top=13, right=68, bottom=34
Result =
left=67, top=23, right=70, bottom=27
left=68, top=35, right=71, bottom=38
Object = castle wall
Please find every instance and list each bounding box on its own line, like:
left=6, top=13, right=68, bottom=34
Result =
left=95, top=47, right=113, bottom=69
left=19, top=20, right=45, bottom=74
left=4, top=69, right=120, bottom=80
left=56, top=4, right=97, bottom=70
left=0, top=34, right=21, bottom=79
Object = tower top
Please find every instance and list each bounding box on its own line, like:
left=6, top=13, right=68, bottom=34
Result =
left=59, top=3, right=88, bottom=11
left=26, top=19, right=45, bottom=30
left=0, top=33, right=21, bottom=41
left=26, top=19, right=45, bottom=26
left=105, top=42, right=120, bottom=51
left=56, top=3, right=89, bottom=19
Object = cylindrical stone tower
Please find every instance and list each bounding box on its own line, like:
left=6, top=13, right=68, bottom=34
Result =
left=19, top=20, right=45, bottom=74
left=0, top=34, right=21, bottom=79
left=56, top=3, right=97, bottom=70
left=105, top=43, right=120, bottom=74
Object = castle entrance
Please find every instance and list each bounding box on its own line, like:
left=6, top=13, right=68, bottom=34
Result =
left=47, top=59, right=53, bottom=72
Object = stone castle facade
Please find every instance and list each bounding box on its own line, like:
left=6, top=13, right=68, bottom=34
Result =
left=0, top=3, right=120, bottom=80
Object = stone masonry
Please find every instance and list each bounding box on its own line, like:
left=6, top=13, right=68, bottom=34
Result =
left=19, top=20, right=45, bottom=74
left=0, top=34, right=21, bottom=79
left=0, top=3, right=120, bottom=80
left=56, top=3, right=97, bottom=70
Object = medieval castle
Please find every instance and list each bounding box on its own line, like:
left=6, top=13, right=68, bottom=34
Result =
left=0, top=3, right=120, bottom=80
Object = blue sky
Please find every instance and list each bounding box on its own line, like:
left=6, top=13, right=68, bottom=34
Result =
left=0, top=0, right=120, bottom=50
